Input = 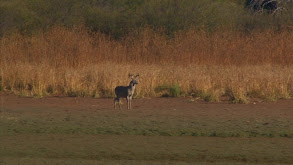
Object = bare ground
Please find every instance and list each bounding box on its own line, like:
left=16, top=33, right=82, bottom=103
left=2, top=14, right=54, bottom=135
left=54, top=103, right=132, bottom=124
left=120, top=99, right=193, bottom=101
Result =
left=0, top=93, right=293, bottom=164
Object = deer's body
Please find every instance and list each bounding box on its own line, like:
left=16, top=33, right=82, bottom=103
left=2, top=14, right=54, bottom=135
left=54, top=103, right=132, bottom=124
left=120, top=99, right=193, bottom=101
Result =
left=114, top=74, right=139, bottom=109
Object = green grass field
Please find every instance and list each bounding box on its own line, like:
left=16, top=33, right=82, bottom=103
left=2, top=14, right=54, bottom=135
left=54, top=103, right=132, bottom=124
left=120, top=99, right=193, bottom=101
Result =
left=1, top=135, right=292, bottom=165
left=0, top=96, right=293, bottom=164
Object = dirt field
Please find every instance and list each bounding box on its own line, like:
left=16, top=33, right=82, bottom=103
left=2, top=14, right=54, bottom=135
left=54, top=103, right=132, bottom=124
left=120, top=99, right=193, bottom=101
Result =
left=0, top=92, right=293, bottom=164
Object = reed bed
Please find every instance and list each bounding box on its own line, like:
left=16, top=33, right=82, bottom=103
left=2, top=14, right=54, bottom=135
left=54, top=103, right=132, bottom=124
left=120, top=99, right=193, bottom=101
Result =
left=1, top=26, right=293, bottom=102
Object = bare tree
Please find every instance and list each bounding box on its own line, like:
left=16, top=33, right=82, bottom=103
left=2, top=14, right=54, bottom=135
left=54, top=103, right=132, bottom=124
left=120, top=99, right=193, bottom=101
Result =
left=246, top=0, right=278, bottom=11
left=246, top=0, right=293, bottom=14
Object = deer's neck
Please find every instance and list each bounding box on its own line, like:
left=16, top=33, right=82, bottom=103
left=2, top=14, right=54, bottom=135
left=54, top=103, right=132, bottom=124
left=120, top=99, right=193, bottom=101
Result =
left=128, top=84, right=136, bottom=95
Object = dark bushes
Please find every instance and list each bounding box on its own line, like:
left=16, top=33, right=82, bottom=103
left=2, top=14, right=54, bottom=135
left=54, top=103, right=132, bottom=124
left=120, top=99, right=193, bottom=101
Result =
left=0, top=0, right=292, bottom=38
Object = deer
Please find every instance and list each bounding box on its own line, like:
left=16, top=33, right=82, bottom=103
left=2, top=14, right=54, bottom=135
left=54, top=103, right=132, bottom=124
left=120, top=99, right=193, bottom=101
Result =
left=114, top=74, right=139, bottom=110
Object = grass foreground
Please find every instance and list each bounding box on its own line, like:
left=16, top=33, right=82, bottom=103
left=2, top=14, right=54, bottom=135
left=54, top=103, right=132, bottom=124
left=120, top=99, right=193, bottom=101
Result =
left=1, top=135, right=293, bottom=165
left=0, top=95, right=293, bottom=164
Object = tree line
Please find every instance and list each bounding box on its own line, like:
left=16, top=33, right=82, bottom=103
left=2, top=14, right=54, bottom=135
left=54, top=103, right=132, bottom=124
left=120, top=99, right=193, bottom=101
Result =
left=0, top=0, right=292, bottom=38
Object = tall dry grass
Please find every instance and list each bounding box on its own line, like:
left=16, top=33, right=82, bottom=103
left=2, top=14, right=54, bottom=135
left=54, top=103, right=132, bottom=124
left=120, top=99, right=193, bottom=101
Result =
left=1, top=26, right=293, bottom=102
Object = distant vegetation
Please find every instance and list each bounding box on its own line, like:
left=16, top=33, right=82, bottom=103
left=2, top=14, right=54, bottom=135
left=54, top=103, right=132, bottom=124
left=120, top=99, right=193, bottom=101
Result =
left=1, top=0, right=293, bottom=101
left=0, top=0, right=293, bottom=37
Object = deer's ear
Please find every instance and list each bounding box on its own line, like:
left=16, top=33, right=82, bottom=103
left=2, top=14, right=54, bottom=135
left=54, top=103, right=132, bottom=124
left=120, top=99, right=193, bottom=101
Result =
left=135, top=74, right=139, bottom=80
left=129, top=73, right=134, bottom=79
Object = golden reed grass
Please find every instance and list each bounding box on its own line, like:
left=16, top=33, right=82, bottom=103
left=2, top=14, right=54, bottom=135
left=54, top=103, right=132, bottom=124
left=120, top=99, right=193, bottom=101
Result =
left=1, top=26, right=293, bottom=102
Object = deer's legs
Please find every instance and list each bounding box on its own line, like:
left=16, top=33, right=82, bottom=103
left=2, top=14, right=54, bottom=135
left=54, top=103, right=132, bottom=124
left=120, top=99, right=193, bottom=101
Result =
left=127, top=97, right=129, bottom=109
left=118, top=98, right=121, bottom=109
left=114, top=97, right=121, bottom=109
left=114, top=98, right=117, bottom=109
left=127, top=96, right=132, bottom=110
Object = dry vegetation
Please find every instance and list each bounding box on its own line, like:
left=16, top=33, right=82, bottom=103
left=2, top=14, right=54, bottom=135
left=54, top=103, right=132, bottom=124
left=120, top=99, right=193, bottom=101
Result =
left=1, top=26, right=293, bottom=102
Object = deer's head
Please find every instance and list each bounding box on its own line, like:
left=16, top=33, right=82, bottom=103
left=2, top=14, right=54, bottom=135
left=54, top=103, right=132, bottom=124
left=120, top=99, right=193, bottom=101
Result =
left=129, top=74, right=139, bottom=87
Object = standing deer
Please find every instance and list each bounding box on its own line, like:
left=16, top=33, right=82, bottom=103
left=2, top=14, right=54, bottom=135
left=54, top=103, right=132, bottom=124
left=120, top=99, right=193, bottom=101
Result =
left=114, top=74, right=139, bottom=110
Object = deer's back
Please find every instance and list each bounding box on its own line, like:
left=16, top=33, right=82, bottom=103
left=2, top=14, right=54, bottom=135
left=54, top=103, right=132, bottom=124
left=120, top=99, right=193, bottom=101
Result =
left=115, top=86, right=129, bottom=97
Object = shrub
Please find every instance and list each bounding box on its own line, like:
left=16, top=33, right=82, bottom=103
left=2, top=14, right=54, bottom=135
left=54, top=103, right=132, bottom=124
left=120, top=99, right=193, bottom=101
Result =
left=155, top=84, right=180, bottom=97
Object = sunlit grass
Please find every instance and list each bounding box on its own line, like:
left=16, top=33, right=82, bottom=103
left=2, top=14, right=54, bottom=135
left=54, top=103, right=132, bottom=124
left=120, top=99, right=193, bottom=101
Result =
left=0, top=27, right=293, bottom=102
